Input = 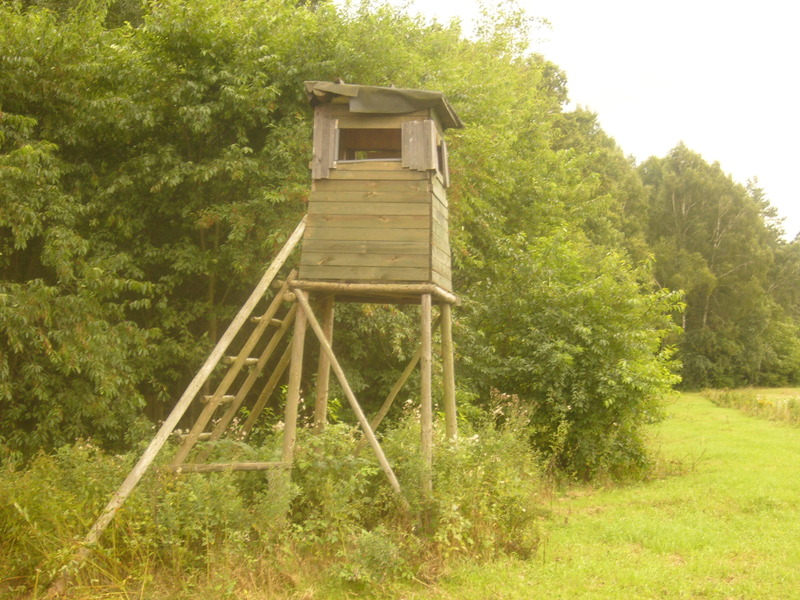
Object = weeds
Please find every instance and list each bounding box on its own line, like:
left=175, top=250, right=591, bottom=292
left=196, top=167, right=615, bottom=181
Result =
left=0, top=410, right=545, bottom=599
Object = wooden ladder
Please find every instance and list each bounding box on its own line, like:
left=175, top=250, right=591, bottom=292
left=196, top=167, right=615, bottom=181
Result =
left=46, top=218, right=308, bottom=598
left=167, top=271, right=299, bottom=473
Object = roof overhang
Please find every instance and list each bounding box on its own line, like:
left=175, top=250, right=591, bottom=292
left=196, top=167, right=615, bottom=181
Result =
left=304, top=80, right=463, bottom=130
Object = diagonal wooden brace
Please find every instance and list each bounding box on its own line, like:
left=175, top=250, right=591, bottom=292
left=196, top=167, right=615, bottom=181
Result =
left=293, top=289, right=406, bottom=501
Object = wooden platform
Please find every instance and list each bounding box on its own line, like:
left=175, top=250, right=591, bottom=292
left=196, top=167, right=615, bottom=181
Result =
left=290, top=279, right=458, bottom=305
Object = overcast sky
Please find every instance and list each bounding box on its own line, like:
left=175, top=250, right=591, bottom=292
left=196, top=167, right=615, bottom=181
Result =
left=389, top=0, right=800, bottom=239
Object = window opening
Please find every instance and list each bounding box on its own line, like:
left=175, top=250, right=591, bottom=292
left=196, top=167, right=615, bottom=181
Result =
left=338, top=128, right=401, bottom=161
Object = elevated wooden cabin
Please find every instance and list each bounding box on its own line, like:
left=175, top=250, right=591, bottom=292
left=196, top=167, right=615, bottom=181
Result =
left=298, top=81, right=463, bottom=302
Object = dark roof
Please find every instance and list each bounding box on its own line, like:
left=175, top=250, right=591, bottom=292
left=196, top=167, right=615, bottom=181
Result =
left=304, top=81, right=463, bottom=130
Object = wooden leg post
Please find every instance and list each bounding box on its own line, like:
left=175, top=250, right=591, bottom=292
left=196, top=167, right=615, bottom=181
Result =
left=282, top=298, right=307, bottom=465
left=420, top=294, right=433, bottom=497
left=441, top=303, right=457, bottom=440
left=314, top=295, right=335, bottom=433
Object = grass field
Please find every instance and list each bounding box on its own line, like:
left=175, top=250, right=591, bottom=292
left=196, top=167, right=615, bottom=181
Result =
left=387, top=392, right=800, bottom=599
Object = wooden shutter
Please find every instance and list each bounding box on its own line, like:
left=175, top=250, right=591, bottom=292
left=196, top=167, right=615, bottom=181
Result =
left=402, top=120, right=437, bottom=171
left=311, top=103, right=337, bottom=179
left=440, top=138, right=450, bottom=187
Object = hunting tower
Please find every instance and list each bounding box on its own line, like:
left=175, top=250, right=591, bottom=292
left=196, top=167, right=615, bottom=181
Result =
left=59, top=85, right=464, bottom=580
left=297, top=80, right=462, bottom=302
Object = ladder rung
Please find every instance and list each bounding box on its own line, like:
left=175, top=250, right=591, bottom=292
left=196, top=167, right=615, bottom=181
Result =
left=179, top=432, right=212, bottom=441
left=168, top=461, right=286, bottom=473
left=250, top=316, right=284, bottom=326
left=202, top=394, right=235, bottom=404
left=224, top=356, right=259, bottom=365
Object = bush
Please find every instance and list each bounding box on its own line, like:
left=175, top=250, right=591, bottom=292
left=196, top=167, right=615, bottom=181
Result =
left=0, top=414, right=545, bottom=597
left=460, top=231, right=682, bottom=480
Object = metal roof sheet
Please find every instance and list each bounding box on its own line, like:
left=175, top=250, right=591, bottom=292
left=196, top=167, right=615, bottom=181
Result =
left=305, top=81, right=463, bottom=130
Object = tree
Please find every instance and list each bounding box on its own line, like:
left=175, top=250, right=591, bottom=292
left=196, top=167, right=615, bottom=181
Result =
left=640, top=144, right=800, bottom=387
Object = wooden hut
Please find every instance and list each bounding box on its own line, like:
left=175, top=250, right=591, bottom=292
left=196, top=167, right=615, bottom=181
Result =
left=297, top=80, right=463, bottom=303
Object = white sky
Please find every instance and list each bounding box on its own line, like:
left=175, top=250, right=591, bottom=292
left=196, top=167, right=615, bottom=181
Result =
left=389, top=0, right=800, bottom=240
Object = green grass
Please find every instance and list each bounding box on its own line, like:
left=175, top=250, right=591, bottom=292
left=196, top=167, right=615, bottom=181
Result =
left=8, top=392, right=800, bottom=599
left=390, top=392, right=800, bottom=599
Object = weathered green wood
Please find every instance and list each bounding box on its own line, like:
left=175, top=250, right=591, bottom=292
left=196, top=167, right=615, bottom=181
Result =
left=432, top=225, right=450, bottom=252
left=314, top=296, right=335, bottom=433
left=311, top=191, right=431, bottom=203
left=441, top=303, right=457, bottom=439
left=302, top=252, right=429, bottom=268
left=311, top=103, right=336, bottom=179
left=402, top=120, right=437, bottom=171
left=308, top=201, right=430, bottom=216
left=431, top=186, right=449, bottom=210
left=431, top=255, right=451, bottom=279
left=336, top=114, right=430, bottom=129
left=430, top=270, right=450, bottom=291
left=291, top=280, right=458, bottom=305
left=282, top=303, right=308, bottom=465
left=420, top=294, right=433, bottom=496
left=299, top=265, right=431, bottom=281
left=303, top=226, right=431, bottom=242
left=440, top=139, right=450, bottom=188
left=307, top=213, right=430, bottom=230
left=432, top=245, right=451, bottom=266
left=313, top=179, right=430, bottom=194
left=330, top=105, right=429, bottom=118
left=432, top=197, right=448, bottom=221
left=329, top=169, right=425, bottom=181
left=330, top=159, right=401, bottom=170
left=302, top=239, right=430, bottom=255
left=431, top=206, right=448, bottom=229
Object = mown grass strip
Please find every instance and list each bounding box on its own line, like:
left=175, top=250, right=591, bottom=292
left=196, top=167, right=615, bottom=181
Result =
left=399, top=392, right=800, bottom=600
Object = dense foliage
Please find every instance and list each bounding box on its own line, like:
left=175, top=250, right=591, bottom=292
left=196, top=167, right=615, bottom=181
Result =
left=641, top=145, right=800, bottom=388
left=1, top=0, right=797, bottom=472
left=0, top=0, right=690, bottom=478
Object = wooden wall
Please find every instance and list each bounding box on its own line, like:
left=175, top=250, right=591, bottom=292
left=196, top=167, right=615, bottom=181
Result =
left=300, top=161, right=452, bottom=291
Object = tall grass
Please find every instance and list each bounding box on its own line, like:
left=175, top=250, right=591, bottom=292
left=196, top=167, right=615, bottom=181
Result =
left=702, top=387, right=800, bottom=425
left=0, top=404, right=543, bottom=599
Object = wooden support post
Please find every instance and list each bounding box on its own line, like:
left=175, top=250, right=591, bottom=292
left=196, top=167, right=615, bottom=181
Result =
left=46, top=217, right=307, bottom=598
left=294, top=289, right=406, bottom=501
left=314, top=295, right=335, bottom=433
left=420, top=293, right=433, bottom=496
left=441, top=303, right=457, bottom=440
left=282, top=302, right=308, bottom=465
